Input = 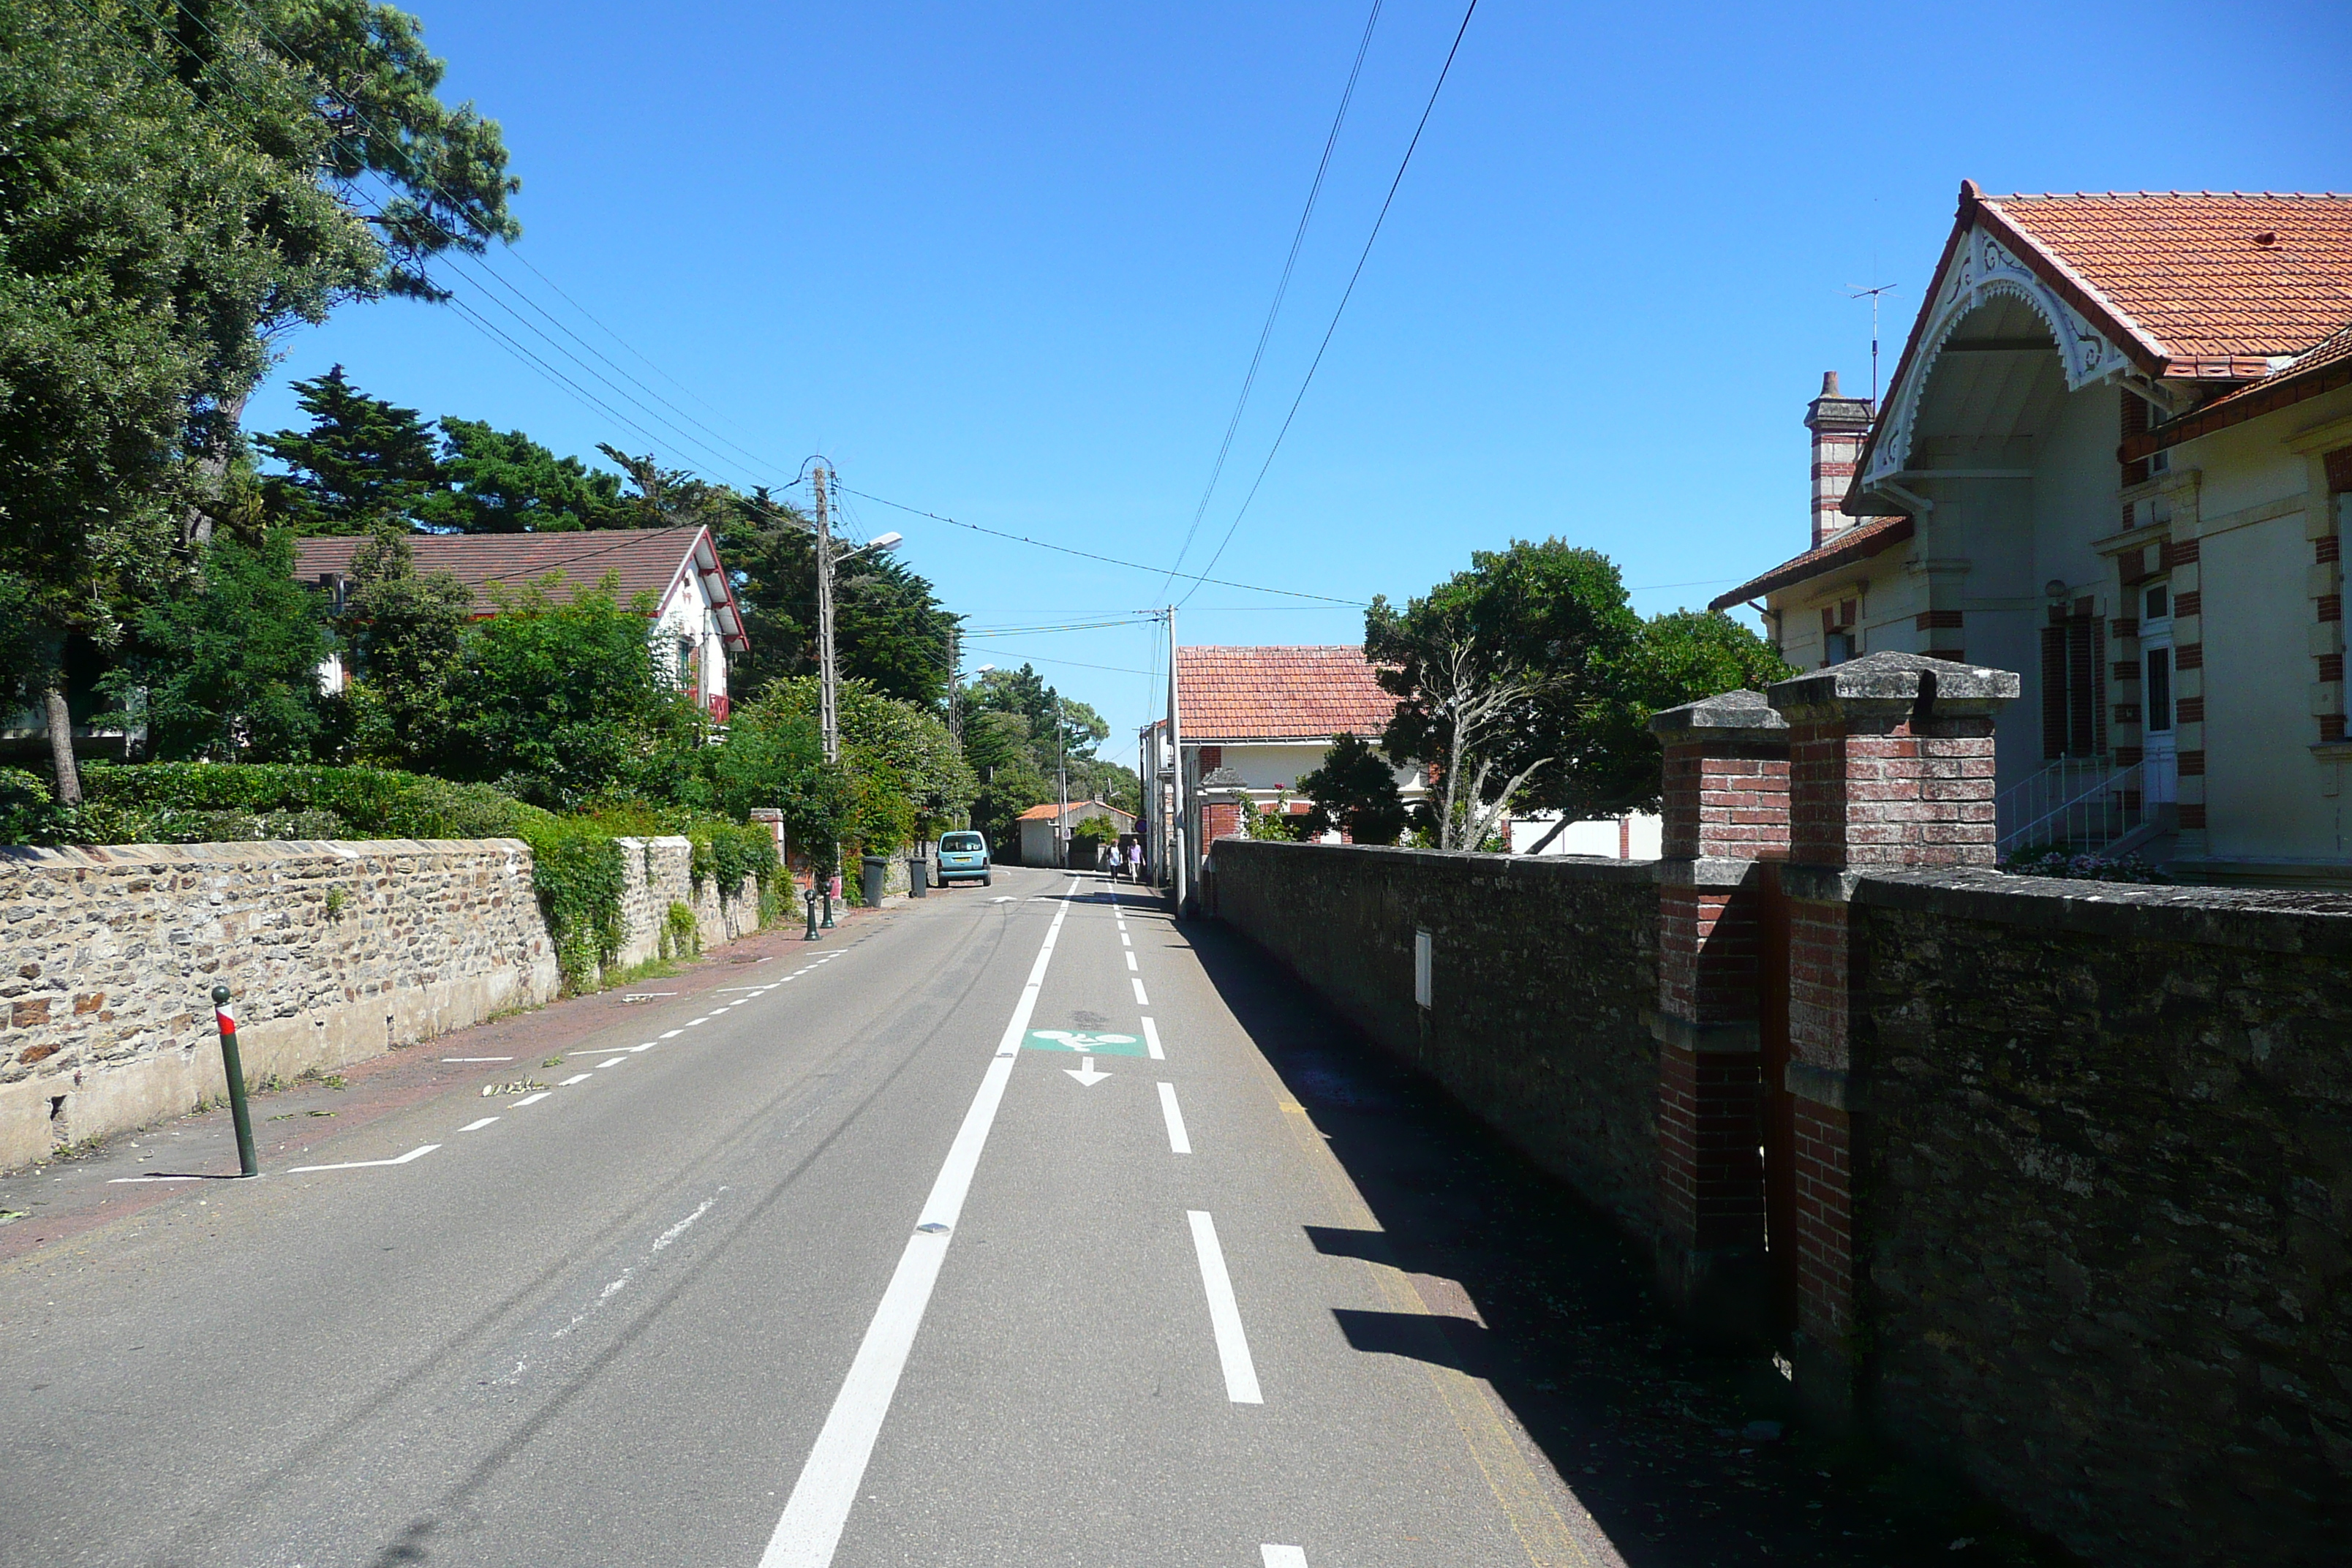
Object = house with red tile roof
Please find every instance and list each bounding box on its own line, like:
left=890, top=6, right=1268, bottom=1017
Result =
left=292, top=527, right=747, bottom=720
left=1713, top=181, right=2352, bottom=883
left=1137, top=644, right=1425, bottom=892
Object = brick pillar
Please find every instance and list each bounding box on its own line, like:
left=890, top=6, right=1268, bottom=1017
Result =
left=1648, top=690, right=1790, bottom=1339
left=1767, top=651, right=2019, bottom=1422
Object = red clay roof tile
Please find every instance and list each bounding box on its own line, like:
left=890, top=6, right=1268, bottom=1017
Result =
left=1708, top=516, right=1915, bottom=612
left=1985, top=191, right=2352, bottom=360
left=1176, top=646, right=1395, bottom=741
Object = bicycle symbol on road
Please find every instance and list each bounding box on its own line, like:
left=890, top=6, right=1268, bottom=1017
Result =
left=1024, top=1030, right=1145, bottom=1058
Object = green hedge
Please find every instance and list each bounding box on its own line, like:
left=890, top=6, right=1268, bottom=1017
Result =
left=76, top=761, right=543, bottom=841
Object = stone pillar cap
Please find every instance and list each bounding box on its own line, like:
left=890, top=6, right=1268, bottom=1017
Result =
left=1768, top=651, right=2021, bottom=722
left=1648, top=687, right=1789, bottom=738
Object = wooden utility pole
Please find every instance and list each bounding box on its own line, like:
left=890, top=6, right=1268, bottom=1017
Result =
left=812, top=462, right=839, bottom=764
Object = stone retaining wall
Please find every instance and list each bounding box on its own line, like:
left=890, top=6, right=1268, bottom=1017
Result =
left=1845, top=870, right=2352, bottom=1567
left=611, top=836, right=761, bottom=968
left=0, top=835, right=772, bottom=1172
left=1210, top=839, right=2352, bottom=1565
left=0, top=839, right=558, bottom=1172
left=1207, top=838, right=1661, bottom=1239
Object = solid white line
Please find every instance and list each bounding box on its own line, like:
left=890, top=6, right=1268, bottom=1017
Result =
left=559, top=1073, right=592, bottom=1086
left=1132, top=977, right=1150, bottom=1005
left=513, top=1091, right=551, bottom=1107
left=1141, top=1017, right=1164, bottom=1059
left=1262, top=1548, right=1308, bottom=1568
left=760, top=879, right=1079, bottom=1568
left=1186, top=1210, right=1262, bottom=1403
left=288, top=1144, right=440, bottom=1174
left=1158, top=1082, right=1192, bottom=1155
left=442, top=1056, right=512, bottom=1063
left=459, top=1117, right=499, bottom=1132
left=107, top=1175, right=198, bottom=1183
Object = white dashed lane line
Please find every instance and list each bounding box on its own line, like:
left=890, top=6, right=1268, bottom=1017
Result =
left=1131, top=978, right=1150, bottom=1006
left=1141, top=1017, right=1163, bottom=1060
left=282, top=947, right=816, bottom=1173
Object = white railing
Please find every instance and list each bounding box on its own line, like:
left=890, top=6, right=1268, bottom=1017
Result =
left=1995, top=755, right=2149, bottom=857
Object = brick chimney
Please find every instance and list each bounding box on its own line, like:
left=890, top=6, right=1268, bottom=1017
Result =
left=1804, top=372, right=1877, bottom=549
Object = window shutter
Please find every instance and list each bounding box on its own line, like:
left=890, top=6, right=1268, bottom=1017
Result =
left=2066, top=618, right=2102, bottom=755
left=2041, top=625, right=2068, bottom=758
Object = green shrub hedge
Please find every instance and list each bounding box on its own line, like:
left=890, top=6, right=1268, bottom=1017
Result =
left=76, top=761, right=542, bottom=840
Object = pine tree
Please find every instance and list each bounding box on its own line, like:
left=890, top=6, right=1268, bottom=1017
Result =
left=256, top=367, right=445, bottom=532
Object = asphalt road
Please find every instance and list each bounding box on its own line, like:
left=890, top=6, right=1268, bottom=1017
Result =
left=0, top=866, right=1618, bottom=1568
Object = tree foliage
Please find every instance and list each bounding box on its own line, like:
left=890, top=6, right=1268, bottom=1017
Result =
left=426, top=418, right=631, bottom=532
left=257, top=366, right=443, bottom=532
left=1296, top=733, right=1409, bottom=845
left=957, top=664, right=1130, bottom=851
left=713, top=501, right=959, bottom=708
left=102, top=529, right=339, bottom=762
left=0, top=0, right=515, bottom=798
left=1371, top=540, right=1792, bottom=845
left=748, top=676, right=976, bottom=845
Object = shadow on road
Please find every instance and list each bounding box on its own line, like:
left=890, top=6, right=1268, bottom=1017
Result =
left=1183, top=914, right=2071, bottom=1568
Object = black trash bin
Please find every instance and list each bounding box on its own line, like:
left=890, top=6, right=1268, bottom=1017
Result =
left=860, top=853, right=888, bottom=908
left=907, top=856, right=928, bottom=897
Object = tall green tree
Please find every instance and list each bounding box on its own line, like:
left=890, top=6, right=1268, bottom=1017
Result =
left=750, top=677, right=976, bottom=845
left=0, top=0, right=516, bottom=801
left=1370, top=540, right=1791, bottom=848
left=338, top=522, right=472, bottom=767
left=256, top=366, right=443, bottom=531
left=102, top=529, right=339, bottom=762
left=1297, top=732, right=1409, bottom=845
left=423, top=419, right=632, bottom=532
left=437, top=577, right=703, bottom=810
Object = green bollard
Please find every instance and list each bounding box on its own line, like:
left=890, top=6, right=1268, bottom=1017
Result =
left=821, top=874, right=837, bottom=930
left=210, top=984, right=260, bottom=1178
left=803, top=885, right=821, bottom=941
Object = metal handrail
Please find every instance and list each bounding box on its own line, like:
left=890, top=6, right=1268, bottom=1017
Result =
left=1997, top=755, right=2146, bottom=856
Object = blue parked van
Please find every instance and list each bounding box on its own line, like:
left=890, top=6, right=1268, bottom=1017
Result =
left=936, top=830, right=992, bottom=886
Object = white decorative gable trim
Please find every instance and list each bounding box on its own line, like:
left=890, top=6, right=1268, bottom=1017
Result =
left=1862, top=225, right=2134, bottom=488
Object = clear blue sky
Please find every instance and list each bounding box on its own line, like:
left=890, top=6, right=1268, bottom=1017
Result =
left=245, top=0, right=2350, bottom=767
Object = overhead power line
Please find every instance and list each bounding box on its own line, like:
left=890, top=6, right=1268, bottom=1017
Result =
left=1177, top=0, right=1481, bottom=607
left=1158, top=0, right=1384, bottom=596
left=838, top=485, right=1367, bottom=607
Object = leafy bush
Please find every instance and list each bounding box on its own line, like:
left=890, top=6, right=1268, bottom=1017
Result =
left=0, top=768, right=69, bottom=846
left=74, top=761, right=543, bottom=841
left=515, top=815, right=628, bottom=990
left=661, top=900, right=699, bottom=961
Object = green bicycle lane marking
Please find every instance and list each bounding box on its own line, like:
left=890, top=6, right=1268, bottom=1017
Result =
left=1022, top=1030, right=1147, bottom=1058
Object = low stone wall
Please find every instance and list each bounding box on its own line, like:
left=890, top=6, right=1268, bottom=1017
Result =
left=1207, top=839, right=1661, bottom=1240
left=611, top=836, right=761, bottom=969
left=0, top=839, right=559, bottom=1172
left=1846, top=870, right=2352, bottom=1567
left=0, top=834, right=774, bottom=1172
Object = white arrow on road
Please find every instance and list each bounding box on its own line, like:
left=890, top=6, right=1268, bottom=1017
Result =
left=1064, top=1056, right=1111, bottom=1087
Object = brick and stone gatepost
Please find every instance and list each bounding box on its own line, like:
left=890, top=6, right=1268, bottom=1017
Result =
left=1648, top=689, right=1790, bottom=1339
left=1765, top=651, right=2019, bottom=1422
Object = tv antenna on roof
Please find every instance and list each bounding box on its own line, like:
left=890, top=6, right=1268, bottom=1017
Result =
left=1846, top=283, right=1899, bottom=409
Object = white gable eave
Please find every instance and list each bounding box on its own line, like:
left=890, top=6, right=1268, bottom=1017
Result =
left=1860, top=223, right=2146, bottom=494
